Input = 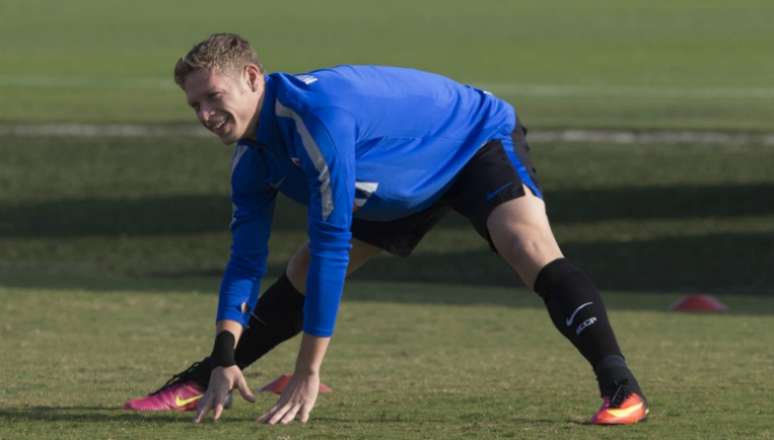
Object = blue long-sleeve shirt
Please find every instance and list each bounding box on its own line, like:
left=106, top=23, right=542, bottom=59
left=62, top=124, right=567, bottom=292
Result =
left=218, top=65, right=518, bottom=336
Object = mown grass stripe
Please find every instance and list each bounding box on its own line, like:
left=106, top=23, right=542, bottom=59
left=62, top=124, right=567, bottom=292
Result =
left=3, top=75, right=774, bottom=99
left=2, top=123, right=773, bottom=145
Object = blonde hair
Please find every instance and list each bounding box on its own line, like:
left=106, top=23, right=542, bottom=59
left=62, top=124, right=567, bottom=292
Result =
left=174, top=33, right=263, bottom=87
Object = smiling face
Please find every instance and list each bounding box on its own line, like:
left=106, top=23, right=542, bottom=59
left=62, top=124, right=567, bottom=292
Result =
left=182, top=65, right=264, bottom=144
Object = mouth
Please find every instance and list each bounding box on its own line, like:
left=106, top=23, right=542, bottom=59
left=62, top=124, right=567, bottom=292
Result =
left=207, top=113, right=231, bottom=135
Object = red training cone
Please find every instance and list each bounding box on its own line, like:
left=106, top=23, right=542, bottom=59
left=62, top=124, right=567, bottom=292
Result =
left=258, top=373, right=333, bottom=395
left=670, top=293, right=728, bottom=312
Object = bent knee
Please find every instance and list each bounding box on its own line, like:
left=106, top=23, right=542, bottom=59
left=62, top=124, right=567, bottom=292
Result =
left=286, top=244, right=310, bottom=293
left=496, top=229, right=560, bottom=265
left=491, top=225, right=563, bottom=288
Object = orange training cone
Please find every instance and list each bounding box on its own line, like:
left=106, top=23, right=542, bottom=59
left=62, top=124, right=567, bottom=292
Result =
left=670, top=293, right=728, bottom=312
left=258, top=373, right=333, bottom=395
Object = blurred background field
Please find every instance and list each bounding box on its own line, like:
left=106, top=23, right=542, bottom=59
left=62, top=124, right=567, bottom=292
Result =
left=1, top=0, right=773, bottom=129
left=1, top=0, right=774, bottom=439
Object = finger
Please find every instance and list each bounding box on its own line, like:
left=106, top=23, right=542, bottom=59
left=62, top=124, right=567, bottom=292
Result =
left=194, top=393, right=211, bottom=423
left=194, top=393, right=213, bottom=424
left=236, top=374, right=256, bottom=403
left=268, top=404, right=291, bottom=425
left=257, top=404, right=279, bottom=423
left=299, top=402, right=312, bottom=423
left=280, top=404, right=301, bottom=425
left=212, top=386, right=231, bottom=420
left=213, top=401, right=225, bottom=421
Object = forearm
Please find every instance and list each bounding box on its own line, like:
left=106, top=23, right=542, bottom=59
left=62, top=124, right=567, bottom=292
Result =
left=303, top=234, right=350, bottom=336
left=295, top=333, right=331, bottom=375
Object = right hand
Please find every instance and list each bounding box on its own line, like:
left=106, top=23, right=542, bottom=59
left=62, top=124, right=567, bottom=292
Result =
left=194, top=365, right=256, bottom=423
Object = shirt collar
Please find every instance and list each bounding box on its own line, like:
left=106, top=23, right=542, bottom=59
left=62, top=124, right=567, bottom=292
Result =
left=245, top=74, right=280, bottom=148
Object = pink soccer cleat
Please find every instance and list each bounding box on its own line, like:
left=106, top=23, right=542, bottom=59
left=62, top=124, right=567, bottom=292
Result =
left=124, top=360, right=213, bottom=412
left=124, top=381, right=204, bottom=412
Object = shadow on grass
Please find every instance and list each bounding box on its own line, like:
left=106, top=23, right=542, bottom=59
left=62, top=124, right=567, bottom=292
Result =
left=0, top=406, right=578, bottom=428
left=1, top=183, right=773, bottom=237
left=346, top=231, right=774, bottom=294
left=0, top=195, right=303, bottom=238
left=313, top=415, right=573, bottom=425
left=0, top=230, right=772, bottom=314
left=544, top=183, right=774, bottom=223
left=1, top=182, right=772, bottom=313
left=0, top=405, right=255, bottom=423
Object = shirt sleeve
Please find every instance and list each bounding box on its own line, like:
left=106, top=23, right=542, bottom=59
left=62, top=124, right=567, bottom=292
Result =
left=216, top=145, right=276, bottom=326
left=276, top=101, right=356, bottom=337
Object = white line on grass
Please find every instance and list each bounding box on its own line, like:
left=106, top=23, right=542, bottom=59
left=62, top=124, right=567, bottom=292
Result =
left=3, top=75, right=774, bottom=99
left=527, top=129, right=774, bottom=146
left=480, top=83, right=774, bottom=100
left=2, top=123, right=773, bottom=145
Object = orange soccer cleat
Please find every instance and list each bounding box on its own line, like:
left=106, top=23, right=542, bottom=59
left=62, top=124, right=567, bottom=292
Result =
left=591, top=385, right=649, bottom=425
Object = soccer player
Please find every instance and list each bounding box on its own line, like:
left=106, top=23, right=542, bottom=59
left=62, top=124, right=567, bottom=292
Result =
left=124, top=33, right=648, bottom=425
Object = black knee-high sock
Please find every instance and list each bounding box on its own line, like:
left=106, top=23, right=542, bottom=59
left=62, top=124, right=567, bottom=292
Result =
left=234, top=272, right=305, bottom=369
left=533, top=258, right=623, bottom=370
left=534, top=259, right=644, bottom=398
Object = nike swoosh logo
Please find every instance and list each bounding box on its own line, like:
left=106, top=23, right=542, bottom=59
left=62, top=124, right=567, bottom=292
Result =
left=565, top=302, right=593, bottom=327
left=486, top=182, right=515, bottom=201
left=175, top=394, right=203, bottom=407
left=605, top=402, right=644, bottom=418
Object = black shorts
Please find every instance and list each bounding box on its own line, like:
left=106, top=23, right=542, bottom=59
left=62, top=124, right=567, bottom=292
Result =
left=351, top=125, right=542, bottom=256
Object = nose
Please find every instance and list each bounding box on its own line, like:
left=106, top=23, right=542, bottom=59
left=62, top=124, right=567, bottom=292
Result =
left=197, top=105, right=213, bottom=125
left=197, top=108, right=210, bottom=125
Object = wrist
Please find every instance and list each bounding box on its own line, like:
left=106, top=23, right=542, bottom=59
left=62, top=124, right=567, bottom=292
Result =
left=294, top=364, right=321, bottom=376
left=294, top=333, right=330, bottom=375
left=210, top=331, right=237, bottom=367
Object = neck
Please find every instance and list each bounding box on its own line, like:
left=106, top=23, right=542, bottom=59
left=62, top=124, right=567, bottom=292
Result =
left=243, top=77, right=266, bottom=141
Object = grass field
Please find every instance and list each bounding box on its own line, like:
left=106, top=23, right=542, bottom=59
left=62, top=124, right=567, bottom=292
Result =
left=2, top=0, right=774, bottom=438
left=1, top=284, right=773, bottom=439
left=1, top=136, right=773, bottom=438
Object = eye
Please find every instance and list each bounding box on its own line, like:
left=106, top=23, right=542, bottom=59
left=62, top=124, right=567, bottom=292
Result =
left=208, top=92, right=222, bottom=101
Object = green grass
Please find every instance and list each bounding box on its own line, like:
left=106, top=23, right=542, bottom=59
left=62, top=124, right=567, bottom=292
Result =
left=1, top=136, right=773, bottom=437
left=1, top=283, right=773, bottom=439
left=2, top=0, right=774, bottom=129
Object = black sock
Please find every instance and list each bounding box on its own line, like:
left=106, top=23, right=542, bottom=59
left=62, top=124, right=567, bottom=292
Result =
left=234, top=272, right=305, bottom=369
left=533, top=258, right=624, bottom=371
left=593, top=354, right=643, bottom=398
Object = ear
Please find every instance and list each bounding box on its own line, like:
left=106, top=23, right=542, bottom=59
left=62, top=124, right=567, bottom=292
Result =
left=244, top=64, right=262, bottom=92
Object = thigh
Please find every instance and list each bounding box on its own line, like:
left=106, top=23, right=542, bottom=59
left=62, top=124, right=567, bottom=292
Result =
left=286, top=238, right=382, bottom=292
left=448, top=125, right=543, bottom=250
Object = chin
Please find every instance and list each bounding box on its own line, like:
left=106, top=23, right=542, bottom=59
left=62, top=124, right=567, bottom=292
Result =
left=216, top=127, right=241, bottom=145
left=219, top=134, right=239, bottom=145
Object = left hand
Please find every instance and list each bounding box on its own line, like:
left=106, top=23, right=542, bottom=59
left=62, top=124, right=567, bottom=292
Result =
left=257, top=371, right=320, bottom=424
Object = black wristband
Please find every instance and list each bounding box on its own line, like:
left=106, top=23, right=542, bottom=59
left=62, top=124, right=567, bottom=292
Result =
left=211, top=331, right=237, bottom=367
